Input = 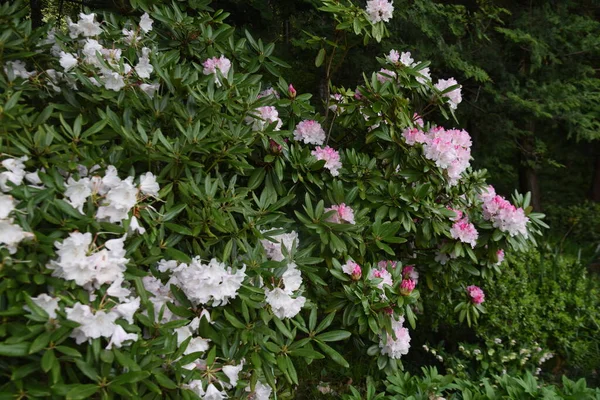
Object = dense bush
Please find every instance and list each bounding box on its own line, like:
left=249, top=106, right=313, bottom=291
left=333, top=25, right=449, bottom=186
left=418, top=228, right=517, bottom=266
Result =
left=340, top=367, right=600, bottom=399
left=421, top=248, right=600, bottom=387
left=0, top=0, right=549, bottom=398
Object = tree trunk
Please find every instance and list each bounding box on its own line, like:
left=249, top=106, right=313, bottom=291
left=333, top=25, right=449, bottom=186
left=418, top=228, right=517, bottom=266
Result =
left=518, top=135, right=542, bottom=211
left=591, top=147, right=600, bottom=202
left=30, top=0, right=43, bottom=29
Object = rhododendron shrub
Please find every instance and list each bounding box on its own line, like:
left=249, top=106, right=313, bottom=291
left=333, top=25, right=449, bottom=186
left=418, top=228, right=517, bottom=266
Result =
left=0, top=0, right=546, bottom=398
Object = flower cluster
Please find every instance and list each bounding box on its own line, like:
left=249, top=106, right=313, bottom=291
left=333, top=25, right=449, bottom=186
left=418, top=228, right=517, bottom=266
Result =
left=369, top=265, right=393, bottom=290
left=341, top=260, right=362, bottom=280
left=324, top=203, right=356, bottom=224
left=311, top=146, right=342, bottom=176
left=434, top=78, right=462, bottom=110
left=293, top=120, right=326, bottom=146
left=466, top=285, right=485, bottom=304
left=47, top=232, right=128, bottom=289
left=265, top=262, right=306, bottom=319
left=366, top=0, right=394, bottom=24
left=450, top=218, right=479, bottom=248
left=377, top=68, right=397, bottom=84
left=384, top=50, right=431, bottom=84
left=43, top=13, right=158, bottom=94
left=480, top=186, right=529, bottom=237
left=159, top=257, right=246, bottom=306
left=261, top=230, right=299, bottom=261
left=202, top=55, right=232, bottom=86
left=64, top=165, right=159, bottom=231
left=403, top=126, right=472, bottom=185
left=245, top=106, right=283, bottom=131
left=0, top=156, right=44, bottom=254
left=379, top=316, right=411, bottom=359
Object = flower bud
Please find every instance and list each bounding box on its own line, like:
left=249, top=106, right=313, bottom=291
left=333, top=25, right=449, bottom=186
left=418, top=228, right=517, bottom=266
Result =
left=288, top=84, right=296, bottom=99
left=400, top=279, right=415, bottom=296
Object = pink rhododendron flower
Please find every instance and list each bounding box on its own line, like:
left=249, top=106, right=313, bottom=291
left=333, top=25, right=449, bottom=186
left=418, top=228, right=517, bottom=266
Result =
left=370, top=267, right=393, bottom=289
left=496, top=249, right=505, bottom=265
left=202, top=55, right=231, bottom=86
left=447, top=207, right=463, bottom=221
left=245, top=106, right=283, bottom=131
left=342, top=260, right=362, bottom=280
left=377, top=68, right=396, bottom=83
left=366, top=0, right=394, bottom=23
left=418, top=127, right=472, bottom=185
left=413, top=113, right=424, bottom=128
left=386, top=49, right=400, bottom=64
left=434, top=78, right=462, bottom=110
left=400, top=279, right=416, bottom=296
left=402, top=265, right=419, bottom=284
left=329, top=93, right=345, bottom=114
left=324, top=203, right=355, bottom=224
left=293, top=120, right=326, bottom=146
left=311, top=146, right=342, bottom=176
left=402, top=128, right=427, bottom=145
left=480, top=186, right=529, bottom=237
left=467, top=285, right=485, bottom=304
left=378, top=260, right=397, bottom=270
left=450, top=218, right=479, bottom=248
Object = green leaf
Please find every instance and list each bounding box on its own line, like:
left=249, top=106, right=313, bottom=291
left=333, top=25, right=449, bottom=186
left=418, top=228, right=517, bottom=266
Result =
left=110, top=371, right=150, bottom=386
left=0, top=342, right=29, bottom=357
left=66, top=384, right=100, bottom=400
left=314, top=341, right=349, bottom=368
left=315, top=48, right=326, bottom=67
left=315, top=330, right=351, bottom=342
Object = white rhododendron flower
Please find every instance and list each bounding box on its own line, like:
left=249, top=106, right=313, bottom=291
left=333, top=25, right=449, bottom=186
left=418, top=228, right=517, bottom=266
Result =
left=265, top=288, right=306, bottom=319
left=0, top=156, right=28, bottom=192
left=138, top=172, right=159, bottom=197
left=64, top=177, right=92, bottom=213
left=68, top=13, right=102, bottom=38
left=106, top=325, right=138, bottom=349
left=366, top=0, right=394, bottom=23
left=27, top=294, right=60, bottom=319
left=66, top=303, right=118, bottom=344
left=4, top=61, right=35, bottom=80
left=139, top=12, right=154, bottom=34
left=140, top=83, right=160, bottom=98
left=97, top=177, right=138, bottom=223
left=0, top=219, right=34, bottom=254
left=248, top=381, right=273, bottom=400
left=223, top=362, right=244, bottom=388
left=0, top=193, right=16, bottom=219
left=282, top=263, right=302, bottom=294
left=168, top=257, right=246, bottom=306
left=59, top=51, right=78, bottom=72
left=82, top=39, right=104, bottom=66
left=379, top=316, right=411, bottom=359
left=260, top=230, right=298, bottom=261
left=203, top=383, right=227, bottom=400
left=100, top=69, right=126, bottom=92
left=47, top=232, right=128, bottom=288
left=135, top=47, right=153, bottom=79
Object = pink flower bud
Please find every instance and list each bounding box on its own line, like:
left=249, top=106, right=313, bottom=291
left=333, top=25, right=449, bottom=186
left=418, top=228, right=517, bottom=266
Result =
left=351, top=265, right=362, bottom=280
left=269, top=139, right=282, bottom=154
left=400, top=279, right=416, bottom=296
left=288, top=84, right=296, bottom=99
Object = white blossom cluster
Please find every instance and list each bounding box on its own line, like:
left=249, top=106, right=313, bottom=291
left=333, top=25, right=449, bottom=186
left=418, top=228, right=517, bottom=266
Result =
left=245, top=106, right=283, bottom=131
left=379, top=315, right=411, bottom=359
left=260, top=230, right=299, bottom=262
left=64, top=165, right=159, bottom=232
left=0, top=156, right=44, bottom=253
left=264, top=262, right=306, bottom=319
left=21, top=12, right=160, bottom=96
left=159, top=257, right=246, bottom=307
left=260, top=230, right=306, bottom=319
